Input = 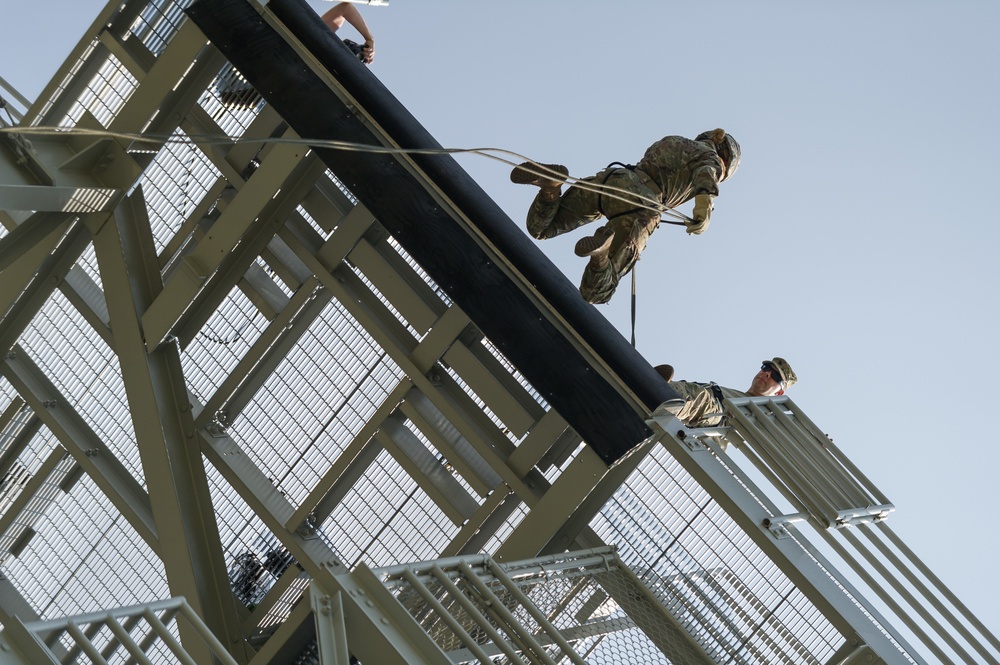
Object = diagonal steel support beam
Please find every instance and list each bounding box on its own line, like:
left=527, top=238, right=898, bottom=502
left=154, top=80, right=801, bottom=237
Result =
left=0, top=185, right=120, bottom=213
left=0, top=346, right=158, bottom=550
left=0, top=576, right=42, bottom=626
left=0, top=399, right=38, bottom=479
left=196, top=276, right=328, bottom=429
left=199, top=424, right=455, bottom=665
left=0, top=446, right=70, bottom=555
left=277, top=221, right=544, bottom=503
left=141, top=139, right=323, bottom=350
left=0, top=211, right=112, bottom=347
left=0, top=213, right=71, bottom=271
left=0, top=217, right=93, bottom=355
left=91, top=188, right=250, bottom=663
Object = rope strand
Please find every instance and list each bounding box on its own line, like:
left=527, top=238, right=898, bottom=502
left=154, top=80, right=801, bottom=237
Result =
left=0, top=125, right=693, bottom=224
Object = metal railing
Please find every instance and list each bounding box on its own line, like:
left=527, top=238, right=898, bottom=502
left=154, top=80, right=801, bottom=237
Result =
left=659, top=396, right=1000, bottom=664
left=351, top=547, right=715, bottom=665
left=3, top=597, right=239, bottom=665
left=722, top=396, right=893, bottom=530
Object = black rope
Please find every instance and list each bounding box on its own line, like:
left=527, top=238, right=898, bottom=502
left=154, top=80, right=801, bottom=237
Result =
left=631, top=262, right=637, bottom=348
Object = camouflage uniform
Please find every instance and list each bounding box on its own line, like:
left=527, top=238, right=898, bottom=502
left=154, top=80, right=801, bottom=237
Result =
left=667, top=381, right=747, bottom=429
left=525, top=136, right=727, bottom=304
left=665, top=357, right=796, bottom=428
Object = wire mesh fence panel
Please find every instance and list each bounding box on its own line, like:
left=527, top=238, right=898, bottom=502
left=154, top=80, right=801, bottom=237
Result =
left=591, top=443, right=844, bottom=664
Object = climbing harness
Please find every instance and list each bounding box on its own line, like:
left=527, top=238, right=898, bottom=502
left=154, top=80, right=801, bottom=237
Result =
left=704, top=382, right=729, bottom=426
left=597, top=161, right=688, bottom=229
left=596, top=162, right=672, bottom=226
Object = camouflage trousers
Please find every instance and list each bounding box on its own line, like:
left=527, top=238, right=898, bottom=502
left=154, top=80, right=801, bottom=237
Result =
left=525, top=167, right=660, bottom=304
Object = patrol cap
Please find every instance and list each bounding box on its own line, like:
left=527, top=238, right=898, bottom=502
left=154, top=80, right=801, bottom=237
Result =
left=762, top=357, right=797, bottom=388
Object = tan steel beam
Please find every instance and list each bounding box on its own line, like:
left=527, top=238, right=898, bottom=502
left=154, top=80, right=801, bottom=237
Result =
left=0, top=576, right=42, bottom=626
left=287, top=378, right=410, bottom=533
left=277, top=223, right=542, bottom=504
left=376, top=417, right=480, bottom=525
left=199, top=425, right=451, bottom=664
left=495, top=444, right=609, bottom=563
left=196, top=276, right=326, bottom=429
left=0, top=446, right=68, bottom=554
left=141, top=138, right=316, bottom=349
left=438, top=486, right=522, bottom=558
left=0, top=347, right=158, bottom=550
left=245, top=589, right=315, bottom=665
left=0, top=219, right=92, bottom=356
left=106, top=21, right=209, bottom=136
left=92, top=190, right=250, bottom=663
left=0, top=211, right=111, bottom=346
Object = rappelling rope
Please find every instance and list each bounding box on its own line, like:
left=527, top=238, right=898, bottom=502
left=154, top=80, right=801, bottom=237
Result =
left=0, top=125, right=691, bottom=350
left=0, top=126, right=693, bottom=226
left=631, top=263, right=638, bottom=348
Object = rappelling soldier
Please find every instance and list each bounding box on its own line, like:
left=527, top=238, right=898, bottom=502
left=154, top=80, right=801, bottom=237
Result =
left=510, top=129, right=740, bottom=304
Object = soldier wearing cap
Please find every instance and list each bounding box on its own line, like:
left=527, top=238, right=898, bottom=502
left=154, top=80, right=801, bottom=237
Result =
left=654, top=358, right=797, bottom=429
left=509, top=129, right=741, bottom=305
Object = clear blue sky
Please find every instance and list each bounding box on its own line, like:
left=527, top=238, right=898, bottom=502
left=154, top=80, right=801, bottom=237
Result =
left=2, top=0, right=998, bottom=642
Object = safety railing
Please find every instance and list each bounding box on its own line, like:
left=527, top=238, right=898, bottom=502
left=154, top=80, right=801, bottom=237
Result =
left=338, top=547, right=716, bottom=665
left=656, top=395, right=1000, bottom=664
left=2, top=597, right=239, bottom=665
left=720, top=395, right=893, bottom=530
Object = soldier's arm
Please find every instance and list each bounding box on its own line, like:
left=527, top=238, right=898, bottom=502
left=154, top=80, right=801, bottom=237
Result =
left=321, top=3, right=375, bottom=62
left=690, top=154, right=724, bottom=197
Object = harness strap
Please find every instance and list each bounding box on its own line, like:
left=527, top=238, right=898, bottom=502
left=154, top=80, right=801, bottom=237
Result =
left=597, top=162, right=648, bottom=221
left=708, top=382, right=728, bottom=426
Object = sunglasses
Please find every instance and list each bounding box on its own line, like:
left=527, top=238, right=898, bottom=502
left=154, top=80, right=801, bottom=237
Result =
left=761, top=364, right=784, bottom=384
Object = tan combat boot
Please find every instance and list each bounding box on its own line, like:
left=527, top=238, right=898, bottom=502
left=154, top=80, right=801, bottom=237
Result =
left=574, top=227, right=614, bottom=267
left=510, top=162, right=568, bottom=201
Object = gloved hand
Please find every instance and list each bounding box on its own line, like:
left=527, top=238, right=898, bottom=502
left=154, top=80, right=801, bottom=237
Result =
left=687, top=194, right=713, bottom=235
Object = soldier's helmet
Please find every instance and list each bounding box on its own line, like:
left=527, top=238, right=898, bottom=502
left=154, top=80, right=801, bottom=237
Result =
left=695, top=129, right=741, bottom=181
left=763, top=357, right=797, bottom=388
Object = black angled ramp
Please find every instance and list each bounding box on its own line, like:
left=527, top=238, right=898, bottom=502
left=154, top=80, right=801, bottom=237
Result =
left=185, top=0, right=679, bottom=464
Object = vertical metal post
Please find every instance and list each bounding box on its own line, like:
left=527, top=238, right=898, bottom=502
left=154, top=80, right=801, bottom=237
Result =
left=311, top=588, right=351, bottom=665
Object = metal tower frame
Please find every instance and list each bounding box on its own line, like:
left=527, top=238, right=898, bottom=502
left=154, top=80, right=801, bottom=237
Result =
left=0, top=0, right=996, bottom=663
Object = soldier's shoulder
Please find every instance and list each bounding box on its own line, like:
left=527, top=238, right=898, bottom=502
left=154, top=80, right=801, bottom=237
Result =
left=646, top=135, right=692, bottom=150
left=643, top=135, right=716, bottom=161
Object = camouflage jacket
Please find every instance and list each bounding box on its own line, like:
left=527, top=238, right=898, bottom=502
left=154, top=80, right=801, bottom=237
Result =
left=635, top=136, right=726, bottom=209
left=667, top=380, right=747, bottom=428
